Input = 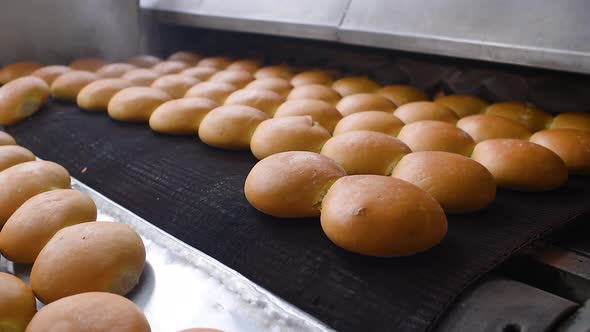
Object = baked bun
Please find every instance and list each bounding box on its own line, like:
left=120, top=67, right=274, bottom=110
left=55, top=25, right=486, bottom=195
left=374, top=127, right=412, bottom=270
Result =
left=332, top=77, right=380, bottom=96
left=26, top=292, right=150, bottom=332
left=127, top=55, right=162, bottom=68
left=208, top=70, right=254, bottom=88
left=121, top=68, right=160, bottom=86
left=0, top=272, right=36, bottom=331
left=254, top=65, right=293, bottom=80
left=0, top=76, right=49, bottom=125
left=151, top=74, right=199, bottom=99
left=244, top=151, right=346, bottom=217
left=392, top=151, right=496, bottom=213
left=198, top=105, right=269, bottom=149
left=0, top=189, right=97, bottom=263
left=471, top=139, right=568, bottom=191
left=457, top=114, right=531, bottom=143
left=180, top=66, right=218, bottom=81
left=50, top=70, right=99, bottom=101
left=393, top=101, right=457, bottom=124
left=197, top=57, right=232, bottom=69
left=529, top=129, right=590, bottom=174
left=224, top=88, right=284, bottom=116
left=434, top=95, right=488, bottom=118
left=336, top=93, right=396, bottom=117
left=245, top=78, right=292, bottom=97
left=321, top=130, right=410, bottom=175
left=184, top=82, right=237, bottom=104
left=0, top=131, right=16, bottom=145
left=168, top=51, right=201, bottom=65
left=551, top=112, right=590, bottom=132
left=377, top=84, right=428, bottom=106
left=149, top=97, right=218, bottom=135
left=320, top=175, right=447, bottom=257
left=485, top=102, right=552, bottom=132
left=69, top=58, right=107, bottom=72
left=274, top=99, right=342, bottom=132
left=226, top=59, right=261, bottom=73
left=250, top=116, right=331, bottom=159
left=108, top=87, right=172, bottom=122
left=290, top=70, right=334, bottom=87
left=287, top=84, right=341, bottom=105
left=0, top=61, right=42, bottom=84
left=152, top=61, right=191, bottom=75
left=398, top=120, right=475, bottom=156
left=332, top=111, right=404, bottom=136
left=31, top=222, right=145, bottom=303
left=96, top=63, right=136, bottom=78
left=31, top=65, right=72, bottom=85
left=77, top=79, right=133, bottom=111
left=0, top=145, right=35, bottom=171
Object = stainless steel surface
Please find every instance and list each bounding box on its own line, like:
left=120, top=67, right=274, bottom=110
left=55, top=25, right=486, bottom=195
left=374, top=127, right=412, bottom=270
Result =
left=0, top=177, right=332, bottom=332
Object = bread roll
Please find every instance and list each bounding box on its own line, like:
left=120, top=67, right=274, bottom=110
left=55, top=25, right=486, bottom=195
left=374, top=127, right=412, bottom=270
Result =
left=209, top=70, right=254, bottom=88
left=198, top=105, right=269, bottom=149
left=332, top=77, right=380, bottom=96
left=0, top=272, right=36, bottom=331
left=392, top=151, right=496, bottom=213
left=377, top=85, right=428, bottom=106
left=254, top=65, right=293, bottom=80
left=0, top=61, right=42, bottom=84
left=26, top=292, right=150, bottom=332
left=290, top=70, right=334, bottom=87
left=245, top=78, right=292, bottom=97
left=0, top=160, right=70, bottom=226
left=244, top=151, right=346, bottom=217
left=108, top=87, right=172, bottom=122
left=393, top=101, right=457, bottom=124
left=31, top=222, right=145, bottom=303
left=332, top=111, right=404, bottom=136
left=336, top=93, right=396, bottom=117
left=485, top=102, right=552, bottom=132
left=226, top=59, right=260, bottom=73
left=77, top=79, right=133, bottom=112
left=127, top=55, right=162, bottom=68
left=151, top=74, right=199, bottom=99
left=529, top=129, right=590, bottom=174
left=472, top=139, right=568, bottom=191
left=31, top=65, right=72, bottom=85
left=321, top=131, right=410, bottom=175
left=50, top=70, right=99, bottom=101
left=152, top=61, right=191, bottom=75
left=0, top=131, right=16, bottom=145
left=0, top=189, right=97, bottom=263
left=69, top=58, right=107, bottom=72
left=168, top=51, right=201, bottom=65
left=185, top=82, right=238, bottom=104
left=0, top=76, right=49, bottom=125
left=149, top=97, right=218, bottom=135
left=250, top=116, right=331, bottom=159
left=274, top=99, right=342, bottom=133
left=287, top=84, right=341, bottom=105
left=197, top=57, right=232, bottom=69
left=180, top=66, right=218, bottom=81
left=96, top=63, right=136, bottom=78
left=551, top=112, right=590, bottom=132
left=398, top=120, right=475, bottom=156
left=320, top=175, right=447, bottom=257
left=457, top=114, right=531, bottom=143
left=0, top=145, right=35, bottom=171
left=434, top=95, right=488, bottom=118
left=121, top=68, right=160, bottom=86
left=224, top=89, right=284, bottom=116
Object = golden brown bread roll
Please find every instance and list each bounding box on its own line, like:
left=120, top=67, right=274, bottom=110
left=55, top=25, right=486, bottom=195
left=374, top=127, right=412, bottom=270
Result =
left=127, top=55, right=162, bottom=68
left=69, top=58, right=107, bottom=72
left=274, top=99, right=342, bottom=133
left=336, top=93, right=396, bottom=117
left=77, top=78, right=133, bottom=112
left=332, top=76, right=380, bottom=96
left=244, top=151, right=346, bottom=217
left=393, top=101, right=457, bottom=124
left=245, top=77, right=292, bottom=97
left=290, top=70, right=334, bottom=87
left=0, top=145, right=35, bottom=171
left=25, top=292, right=150, bottom=332
left=0, top=76, right=49, bottom=125
left=332, top=111, right=404, bottom=136
left=168, top=51, right=202, bottom=65
left=96, top=63, right=136, bottom=78
left=198, top=105, right=269, bottom=149
left=434, top=94, right=488, bottom=118
left=250, top=116, right=331, bottom=159
left=254, top=65, right=293, bottom=80
left=320, top=175, right=447, bottom=257
left=0, top=272, right=36, bottom=331
left=151, top=74, right=199, bottom=99
left=208, top=70, right=254, bottom=88
left=456, top=114, right=531, bottom=143
left=471, top=139, right=568, bottom=191
left=550, top=112, right=590, bottom=132
left=121, top=68, right=160, bottom=87
left=321, top=130, right=410, bottom=175
left=224, top=88, right=284, bottom=116
left=377, top=84, right=428, bottom=106
left=197, top=57, right=232, bottom=69
left=152, top=60, right=191, bottom=75
left=398, top=120, right=475, bottom=156
left=149, top=97, right=219, bottom=135
left=392, top=151, right=496, bottom=213
left=180, top=66, right=218, bottom=81
left=184, top=82, right=238, bottom=104
left=31, top=221, right=145, bottom=303
left=0, top=131, right=16, bottom=145
left=0, top=160, right=70, bottom=226
left=50, top=70, right=99, bottom=101
left=0, top=189, right=97, bottom=263
left=226, top=59, right=261, bottom=73
left=287, top=84, right=341, bottom=105
left=31, top=65, right=72, bottom=85
left=529, top=129, right=590, bottom=174
left=0, top=61, right=42, bottom=84
left=485, top=102, right=552, bottom=132
left=107, top=87, right=172, bottom=122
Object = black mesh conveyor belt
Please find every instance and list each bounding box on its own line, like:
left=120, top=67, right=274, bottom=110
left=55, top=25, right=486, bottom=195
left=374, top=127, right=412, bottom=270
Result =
left=6, top=101, right=590, bottom=332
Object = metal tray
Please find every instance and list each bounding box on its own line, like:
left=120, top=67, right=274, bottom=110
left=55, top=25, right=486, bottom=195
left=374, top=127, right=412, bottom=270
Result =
left=0, top=177, right=332, bottom=332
